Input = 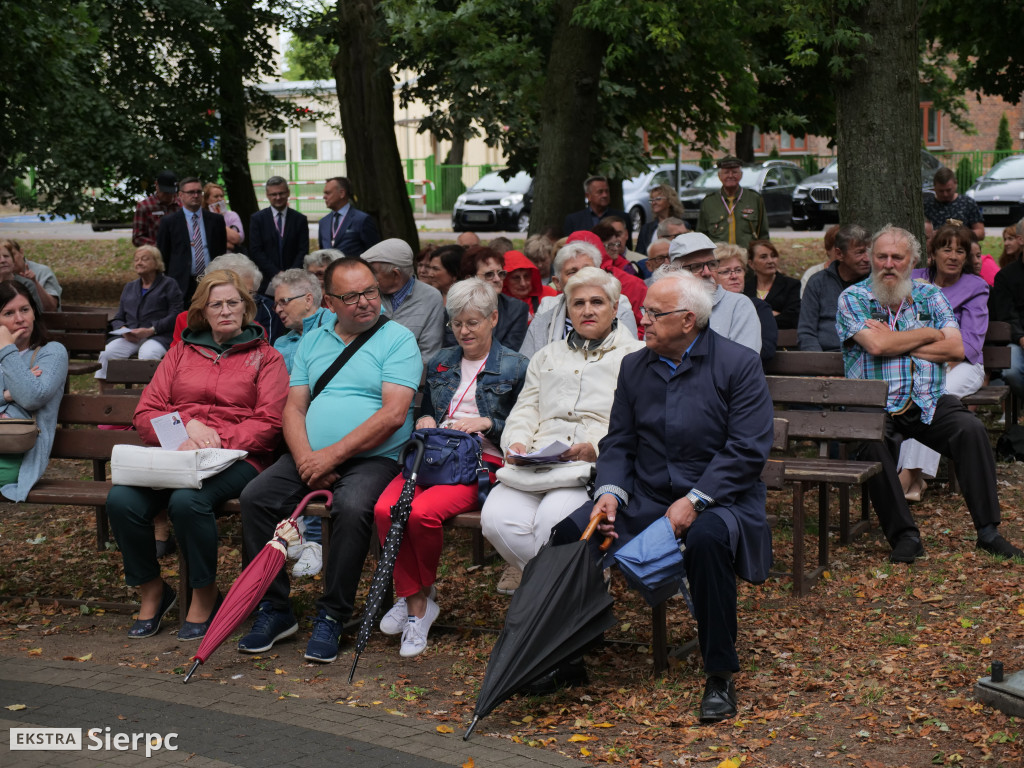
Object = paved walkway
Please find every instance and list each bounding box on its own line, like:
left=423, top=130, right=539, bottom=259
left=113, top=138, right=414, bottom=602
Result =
left=0, top=658, right=584, bottom=767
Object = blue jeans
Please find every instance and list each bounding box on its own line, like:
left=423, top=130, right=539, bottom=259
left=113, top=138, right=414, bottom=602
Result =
left=1003, top=344, right=1024, bottom=401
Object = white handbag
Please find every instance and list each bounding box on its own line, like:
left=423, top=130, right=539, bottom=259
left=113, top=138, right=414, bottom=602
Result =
left=111, top=445, right=248, bottom=490
left=494, top=461, right=594, bottom=493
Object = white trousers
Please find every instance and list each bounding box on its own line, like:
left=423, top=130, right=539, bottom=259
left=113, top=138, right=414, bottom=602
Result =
left=95, top=336, right=167, bottom=379
left=480, top=483, right=590, bottom=571
left=898, top=361, right=986, bottom=477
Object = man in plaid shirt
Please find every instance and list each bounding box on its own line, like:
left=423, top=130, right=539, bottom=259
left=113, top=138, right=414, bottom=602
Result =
left=132, top=170, right=180, bottom=247
left=837, top=224, right=1023, bottom=564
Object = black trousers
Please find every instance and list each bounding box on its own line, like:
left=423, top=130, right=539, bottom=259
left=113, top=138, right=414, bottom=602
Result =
left=554, top=506, right=739, bottom=675
left=239, top=453, right=399, bottom=622
left=859, top=394, right=1000, bottom=546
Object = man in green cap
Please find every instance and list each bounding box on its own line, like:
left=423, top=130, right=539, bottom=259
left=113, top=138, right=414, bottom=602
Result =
left=696, top=156, right=768, bottom=248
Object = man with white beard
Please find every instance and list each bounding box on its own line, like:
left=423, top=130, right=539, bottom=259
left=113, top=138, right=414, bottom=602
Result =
left=837, top=225, right=1024, bottom=564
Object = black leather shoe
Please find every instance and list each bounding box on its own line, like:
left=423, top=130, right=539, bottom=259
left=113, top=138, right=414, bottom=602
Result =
left=889, top=536, right=924, bottom=564
left=977, top=534, right=1024, bottom=560
left=699, top=676, right=737, bottom=723
left=521, top=658, right=588, bottom=696
left=177, top=593, right=223, bottom=642
left=128, top=582, right=177, bottom=639
left=155, top=535, right=177, bottom=559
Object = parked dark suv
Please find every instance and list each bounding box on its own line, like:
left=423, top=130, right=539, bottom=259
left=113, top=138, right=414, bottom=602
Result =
left=791, top=150, right=942, bottom=230
left=452, top=171, right=533, bottom=232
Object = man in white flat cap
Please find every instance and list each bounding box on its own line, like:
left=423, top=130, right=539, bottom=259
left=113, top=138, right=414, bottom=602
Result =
left=363, top=238, right=445, bottom=365
left=668, top=233, right=762, bottom=354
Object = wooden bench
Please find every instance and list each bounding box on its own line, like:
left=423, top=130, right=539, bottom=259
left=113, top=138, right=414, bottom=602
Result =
left=42, top=311, right=110, bottom=378
left=767, top=376, right=888, bottom=596
left=775, top=328, right=799, bottom=350
left=960, top=321, right=1012, bottom=418
left=104, top=358, right=161, bottom=390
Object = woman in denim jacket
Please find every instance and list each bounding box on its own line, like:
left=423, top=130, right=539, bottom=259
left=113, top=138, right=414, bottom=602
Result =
left=373, top=278, right=528, bottom=658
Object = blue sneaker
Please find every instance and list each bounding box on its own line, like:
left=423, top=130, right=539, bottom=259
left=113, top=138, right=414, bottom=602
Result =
left=237, top=602, right=298, bottom=653
left=304, top=609, right=342, bottom=663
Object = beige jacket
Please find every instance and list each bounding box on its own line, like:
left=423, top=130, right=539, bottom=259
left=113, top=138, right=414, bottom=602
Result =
left=500, top=323, right=644, bottom=456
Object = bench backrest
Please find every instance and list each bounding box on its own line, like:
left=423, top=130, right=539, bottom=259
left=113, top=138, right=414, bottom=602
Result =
left=43, top=312, right=109, bottom=356
left=767, top=376, right=887, bottom=449
left=105, top=358, right=160, bottom=387
left=776, top=328, right=799, bottom=350
left=52, top=393, right=144, bottom=461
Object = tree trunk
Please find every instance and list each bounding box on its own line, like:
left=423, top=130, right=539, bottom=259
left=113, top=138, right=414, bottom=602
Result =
left=333, top=0, right=419, bottom=250
left=218, top=0, right=260, bottom=233
left=735, top=125, right=756, bottom=164
left=443, top=136, right=465, bottom=166
left=836, top=0, right=924, bottom=246
left=530, top=0, right=608, bottom=238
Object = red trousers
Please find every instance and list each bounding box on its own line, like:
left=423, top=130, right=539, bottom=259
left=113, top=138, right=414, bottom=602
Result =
left=373, top=476, right=480, bottom=598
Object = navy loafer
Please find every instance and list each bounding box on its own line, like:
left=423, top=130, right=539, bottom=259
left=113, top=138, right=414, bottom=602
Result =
left=177, top=593, right=223, bottom=642
left=128, top=582, right=177, bottom=639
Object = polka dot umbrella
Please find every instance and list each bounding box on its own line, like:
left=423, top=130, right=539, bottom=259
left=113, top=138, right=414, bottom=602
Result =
left=349, top=437, right=426, bottom=683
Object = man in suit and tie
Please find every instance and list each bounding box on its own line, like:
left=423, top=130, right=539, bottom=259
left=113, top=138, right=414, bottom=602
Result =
left=317, top=176, right=381, bottom=258
left=249, top=176, right=310, bottom=294
left=156, top=176, right=228, bottom=305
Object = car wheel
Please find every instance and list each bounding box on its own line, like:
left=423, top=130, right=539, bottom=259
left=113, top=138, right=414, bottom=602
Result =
left=91, top=224, right=112, bottom=232
left=791, top=220, right=809, bottom=232
left=516, top=211, right=530, bottom=233
left=629, top=206, right=645, bottom=232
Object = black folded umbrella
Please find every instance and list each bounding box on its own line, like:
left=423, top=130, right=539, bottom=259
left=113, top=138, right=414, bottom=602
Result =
left=464, top=514, right=616, bottom=739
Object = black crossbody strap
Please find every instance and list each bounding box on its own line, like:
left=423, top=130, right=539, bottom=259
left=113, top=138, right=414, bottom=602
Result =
left=311, top=315, right=389, bottom=401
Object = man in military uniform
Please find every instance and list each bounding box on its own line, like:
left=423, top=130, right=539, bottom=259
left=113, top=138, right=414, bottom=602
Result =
left=696, top=157, right=768, bottom=248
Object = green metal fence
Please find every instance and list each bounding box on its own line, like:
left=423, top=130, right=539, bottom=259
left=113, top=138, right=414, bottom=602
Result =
left=931, top=150, right=1019, bottom=192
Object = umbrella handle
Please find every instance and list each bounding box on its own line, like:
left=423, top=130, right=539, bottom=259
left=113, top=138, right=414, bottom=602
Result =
left=581, top=512, right=614, bottom=551
left=289, top=489, right=333, bottom=521
left=399, top=435, right=427, bottom=481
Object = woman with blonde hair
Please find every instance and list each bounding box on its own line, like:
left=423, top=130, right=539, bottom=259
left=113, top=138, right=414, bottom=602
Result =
left=636, top=183, right=686, bottom=255
left=203, top=183, right=245, bottom=252
left=106, top=270, right=288, bottom=641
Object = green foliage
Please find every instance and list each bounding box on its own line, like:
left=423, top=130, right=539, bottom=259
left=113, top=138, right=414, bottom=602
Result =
left=996, top=114, right=1014, bottom=152
left=1, top=0, right=296, bottom=220
left=282, top=4, right=336, bottom=82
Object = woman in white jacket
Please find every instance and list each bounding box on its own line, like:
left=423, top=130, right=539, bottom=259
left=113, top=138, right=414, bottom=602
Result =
left=481, top=267, right=644, bottom=593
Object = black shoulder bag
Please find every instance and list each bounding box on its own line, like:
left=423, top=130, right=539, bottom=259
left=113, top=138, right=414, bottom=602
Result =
left=311, top=315, right=390, bottom=400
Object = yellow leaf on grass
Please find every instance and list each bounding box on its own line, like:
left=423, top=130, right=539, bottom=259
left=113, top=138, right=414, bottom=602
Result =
left=27, top=648, right=42, bottom=656
left=521, top=715, right=533, bottom=723
left=437, top=725, right=454, bottom=734
left=568, top=734, right=596, bottom=742
left=386, top=709, right=406, bottom=716
left=592, top=722, right=614, bottom=728
left=275, top=669, right=285, bottom=674
left=980, top=637, right=992, bottom=645
left=78, top=653, right=93, bottom=662
left=715, top=758, right=742, bottom=768
left=463, top=759, right=475, bottom=768
left=6, top=704, right=27, bottom=711
left=580, top=747, right=591, bottom=756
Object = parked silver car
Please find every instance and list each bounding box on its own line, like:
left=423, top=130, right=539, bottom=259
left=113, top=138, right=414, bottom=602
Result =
left=622, top=162, right=704, bottom=231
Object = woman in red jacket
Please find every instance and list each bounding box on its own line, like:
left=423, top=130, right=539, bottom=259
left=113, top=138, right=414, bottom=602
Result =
left=502, top=250, right=556, bottom=320
left=107, top=270, right=289, bottom=642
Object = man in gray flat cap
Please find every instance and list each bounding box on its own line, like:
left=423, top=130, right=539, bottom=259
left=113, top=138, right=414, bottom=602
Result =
left=668, top=233, right=762, bottom=354
left=363, top=238, right=445, bottom=365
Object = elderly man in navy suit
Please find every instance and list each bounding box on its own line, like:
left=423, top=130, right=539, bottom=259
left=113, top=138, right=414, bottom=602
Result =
left=156, top=176, right=227, bottom=305
left=249, top=176, right=310, bottom=295
left=317, top=177, right=381, bottom=258
left=555, top=269, right=773, bottom=723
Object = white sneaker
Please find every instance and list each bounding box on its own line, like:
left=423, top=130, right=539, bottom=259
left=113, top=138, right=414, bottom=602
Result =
left=380, top=586, right=437, bottom=636
left=291, top=542, right=322, bottom=578
left=399, top=598, right=440, bottom=658
left=286, top=520, right=307, bottom=560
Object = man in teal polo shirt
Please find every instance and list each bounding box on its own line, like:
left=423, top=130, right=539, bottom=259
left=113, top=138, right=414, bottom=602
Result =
left=238, top=256, right=422, bottom=663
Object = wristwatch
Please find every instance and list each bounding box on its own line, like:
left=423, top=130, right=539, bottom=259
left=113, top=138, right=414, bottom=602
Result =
left=685, top=491, right=707, bottom=513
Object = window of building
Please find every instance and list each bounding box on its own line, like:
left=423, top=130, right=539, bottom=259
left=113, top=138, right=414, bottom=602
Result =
left=321, top=140, right=343, bottom=161
left=269, top=136, right=286, bottom=162
left=779, top=130, right=807, bottom=153
left=299, top=119, right=318, bottom=161
left=750, top=128, right=767, bottom=155
left=920, top=102, right=942, bottom=147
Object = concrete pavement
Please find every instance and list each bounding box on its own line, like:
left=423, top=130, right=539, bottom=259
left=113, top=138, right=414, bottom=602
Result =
left=0, top=658, right=584, bottom=767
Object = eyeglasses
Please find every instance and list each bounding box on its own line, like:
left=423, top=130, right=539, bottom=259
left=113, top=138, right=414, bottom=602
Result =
left=326, top=286, right=380, bottom=305
left=678, top=259, right=719, bottom=274
left=717, top=267, right=744, bottom=277
left=274, top=293, right=309, bottom=308
left=447, top=319, right=485, bottom=331
left=180, top=189, right=203, bottom=196
left=649, top=196, right=666, bottom=204
left=644, top=255, right=669, bottom=268
left=639, top=306, right=689, bottom=321
left=206, top=299, right=244, bottom=312
left=478, top=270, right=507, bottom=281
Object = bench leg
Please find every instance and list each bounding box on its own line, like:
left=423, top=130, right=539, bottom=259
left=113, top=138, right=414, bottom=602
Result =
left=178, top=551, right=190, bottom=620
left=817, top=483, right=830, bottom=571
left=95, top=506, right=109, bottom=551
left=948, top=459, right=960, bottom=495
left=792, top=483, right=806, bottom=597
left=839, top=486, right=851, bottom=544
left=471, top=530, right=485, bottom=566
left=652, top=601, right=668, bottom=675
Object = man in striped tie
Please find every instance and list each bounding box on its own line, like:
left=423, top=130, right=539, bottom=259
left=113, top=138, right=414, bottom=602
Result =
left=157, top=176, right=228, bottom=305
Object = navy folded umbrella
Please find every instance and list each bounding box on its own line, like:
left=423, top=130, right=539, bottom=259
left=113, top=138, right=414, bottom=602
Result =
left=613, top=515, right=694, bottom=612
